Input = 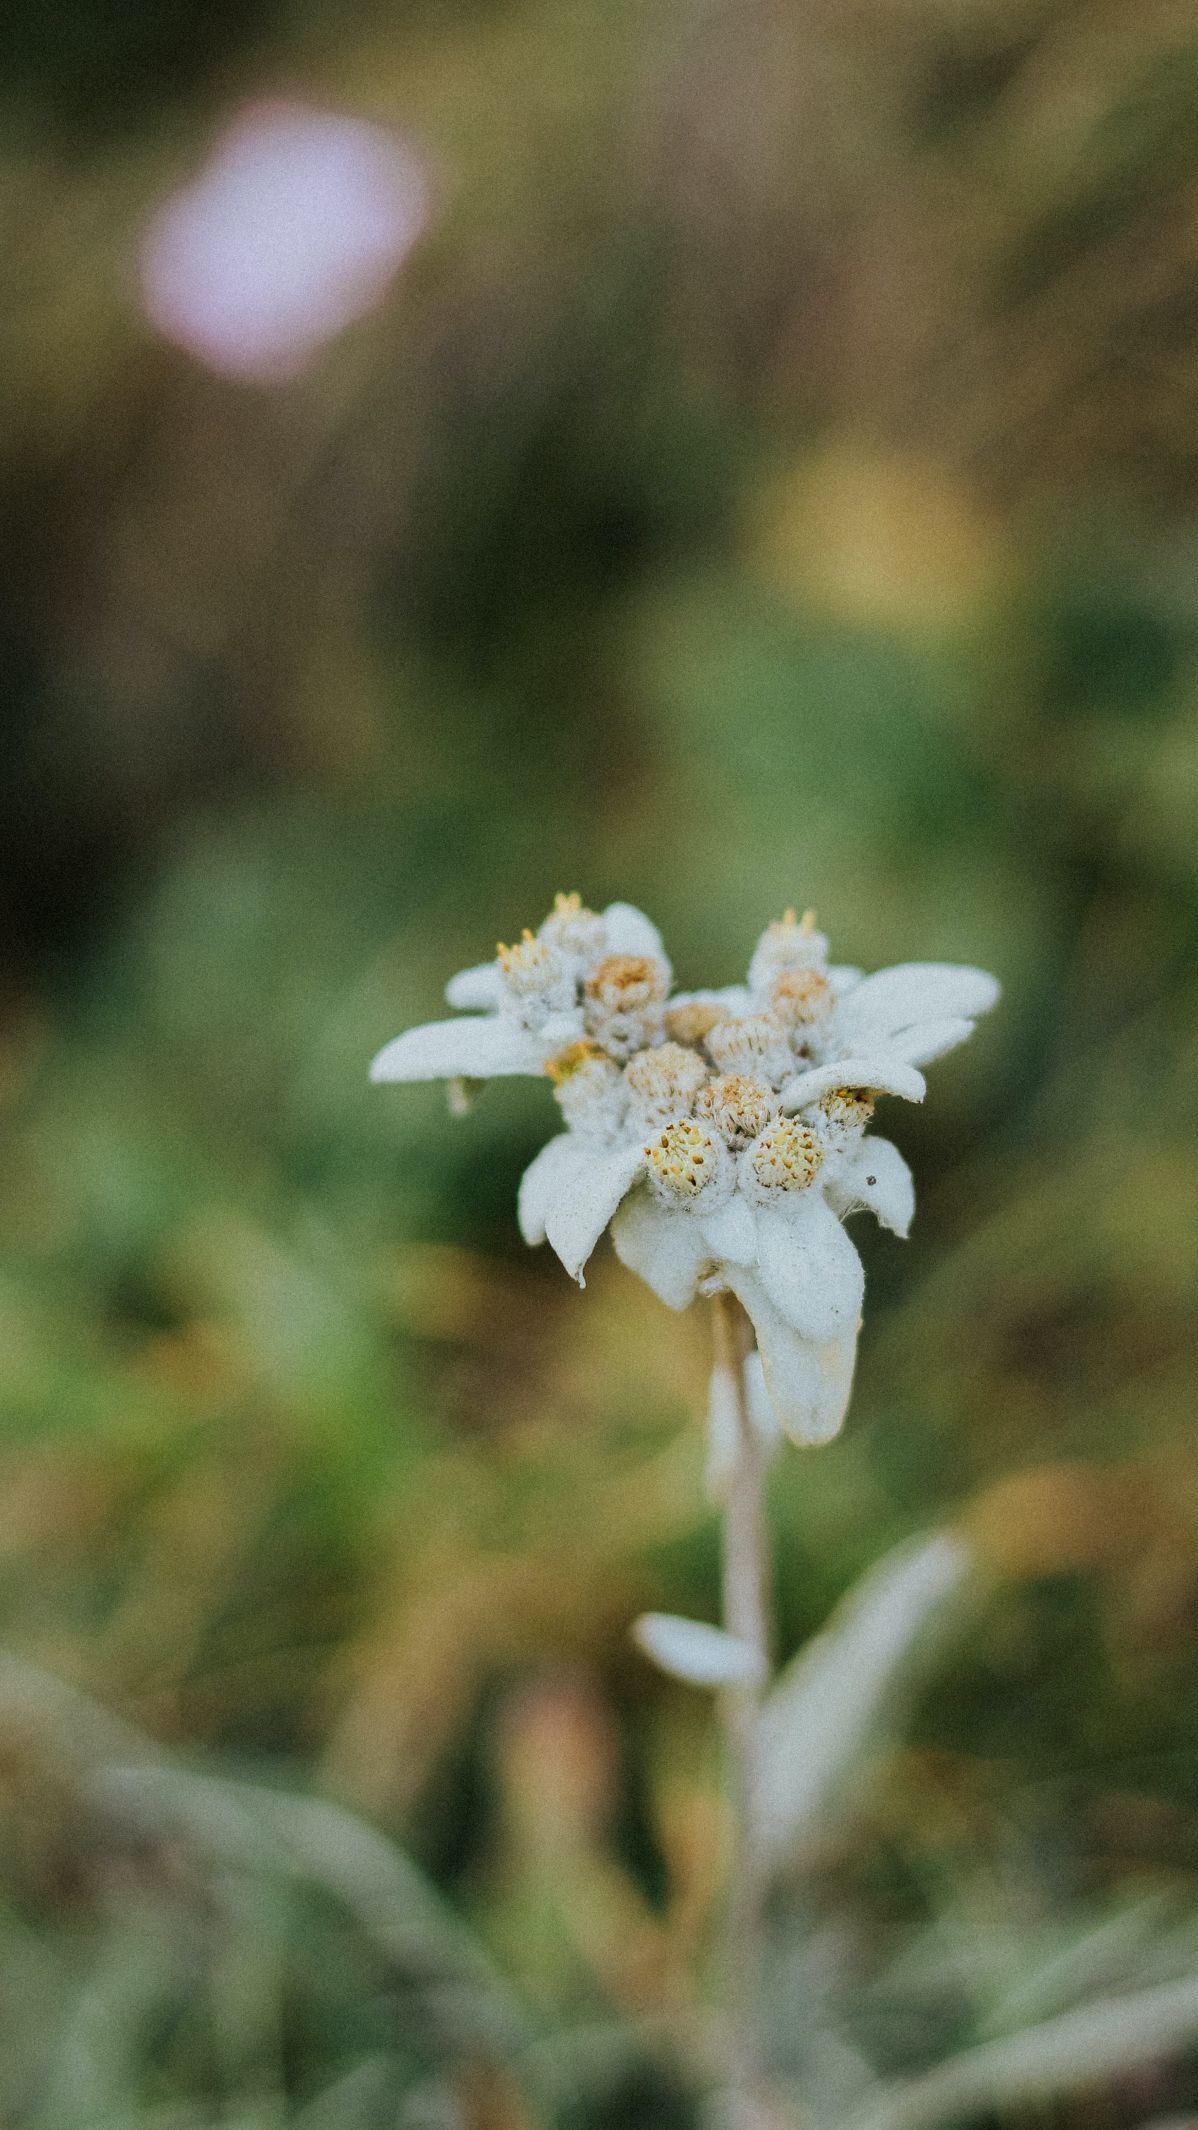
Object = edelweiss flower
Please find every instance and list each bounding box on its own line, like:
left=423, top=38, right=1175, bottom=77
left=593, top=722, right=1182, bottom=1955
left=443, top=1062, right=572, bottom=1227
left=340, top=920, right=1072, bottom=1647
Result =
left=371, top=896, right=998, bottom=1446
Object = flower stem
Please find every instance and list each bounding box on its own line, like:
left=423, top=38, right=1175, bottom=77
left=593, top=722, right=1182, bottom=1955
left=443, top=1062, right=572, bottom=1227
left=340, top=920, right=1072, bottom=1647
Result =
left=712, top=1290, right=773, bottom=2125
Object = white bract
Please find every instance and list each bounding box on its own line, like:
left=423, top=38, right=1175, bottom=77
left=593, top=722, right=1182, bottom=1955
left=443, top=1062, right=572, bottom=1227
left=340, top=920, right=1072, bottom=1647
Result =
left=370, top=896, right=998, bottom=1446
left=632, top=1613, right=767, bottom=1689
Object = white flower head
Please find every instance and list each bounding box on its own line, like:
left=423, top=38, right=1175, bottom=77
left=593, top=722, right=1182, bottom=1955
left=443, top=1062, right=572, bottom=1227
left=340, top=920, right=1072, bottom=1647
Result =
left=497, top=930, right=577, bottom=1029
left=747, top=906, right=829, bottom=996
left=644, top=1119, right=732, bottom=1209
left=370, top=895, right=999, bottom=1446
left=705, top=1012, right=794, bottom=1088
left=769, top=965, right=835, bottom=1038
left=815, top=1085, right=875, bottom=1154
left=744, top=1116, right=824, bottom=1202
left=537, top=889, right=608, bottom=971
left=624, top=1042, right=709, bottom=1131
left=695, top=1073, right=776, bottom=1151
left=546, top=1040, right=627, bottom=1140
left=584, top=952, right=671, bottom=1060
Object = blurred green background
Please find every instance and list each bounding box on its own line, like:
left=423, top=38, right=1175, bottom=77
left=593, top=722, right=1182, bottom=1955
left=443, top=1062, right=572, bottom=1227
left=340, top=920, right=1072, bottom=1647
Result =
left=2, top=1, right=1198, bottom=2124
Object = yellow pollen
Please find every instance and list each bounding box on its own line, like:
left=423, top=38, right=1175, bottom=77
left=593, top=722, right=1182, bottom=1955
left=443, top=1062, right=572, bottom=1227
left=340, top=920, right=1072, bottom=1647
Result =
left=771, top=967, right=832, bottom=1026
left=545, top=1039, right=606, bottom=1085
left=751, top=1118, right=823, bottom=1192
left=586, top=953, right=667, bottom=1007
left=666, top=1000, right=727, bottom=1046
left=820, top=1087, right=875, bottom=1134
left=540, top=890, right=605, bottom=963
left=766, top=905, right=816, bottom=941
left=645, top=1119, right=721, bottom=1198
left=496, top=927, right=540, bottom=969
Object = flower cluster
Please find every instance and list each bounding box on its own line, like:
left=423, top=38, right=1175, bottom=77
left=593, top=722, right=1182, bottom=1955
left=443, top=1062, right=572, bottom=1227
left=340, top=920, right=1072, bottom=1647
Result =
left=370, top=895, right=998, bottom=1445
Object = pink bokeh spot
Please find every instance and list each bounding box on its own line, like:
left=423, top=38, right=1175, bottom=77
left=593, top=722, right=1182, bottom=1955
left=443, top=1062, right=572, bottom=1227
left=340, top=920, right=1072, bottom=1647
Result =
left=140, top=100, right=433, bottom=381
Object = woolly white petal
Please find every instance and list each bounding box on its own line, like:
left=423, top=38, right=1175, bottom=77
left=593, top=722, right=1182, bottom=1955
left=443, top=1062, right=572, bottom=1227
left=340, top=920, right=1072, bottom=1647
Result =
left=539, top=1009, right=589, bottom=1052
left=633, top=1614, right=765, bottom=1688
left=779, top=1056, right=926, bottom=1111
left=700, top=1195, right=758, bottom=1267
left=836, top=963, right=999, bottom=1046
left=826, top=1136, right=915, bottom=1239
left=601, top=901, right=671, bottom=973
left=544, top=1140, right=646, bottom=1285
left=755, top=1531, right=973, bottom=1870
left=610, top=1187, right=709, bottom=1309
left=725, top=1269, right=857, bottom=1445
left=828, top=964, right=864, bottom=995
left=444, top=963, right=503, bottom=1011
left=754, top=1192, right=865, bottom=1343
left=885, top=1015, right=977, bottom=1067
left=370, top=1015, right=546, bottom=1083
left=517, top=1134, right=584, bottom=1246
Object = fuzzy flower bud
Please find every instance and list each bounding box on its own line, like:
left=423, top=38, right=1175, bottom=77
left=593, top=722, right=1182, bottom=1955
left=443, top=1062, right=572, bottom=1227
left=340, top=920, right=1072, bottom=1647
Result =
left=538, top=891, right=607, bottom=971
left=695, top=1072, right=774, bottom=1151
left=748, top=906, right=829, bottom=996
left=665, top=999, right=729, bottom=1047
left=585, top=953, right=669, bottom=1060
left=497, top=930, right=576, bottom=1028
left=705, top=1012, right=793, bottom=1088
left=816, top=1086, right=875, bottom=1152
left=546, top=1040, right=627, bottom=1138
left=623, top=1042, right=709, bottom=1130
left=770, top=966, right=834, bottom=1032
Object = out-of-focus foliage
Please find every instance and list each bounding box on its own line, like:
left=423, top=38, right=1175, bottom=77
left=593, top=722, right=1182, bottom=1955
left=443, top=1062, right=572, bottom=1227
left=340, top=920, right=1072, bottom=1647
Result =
left=2, top=0, right=1198, bottom=2123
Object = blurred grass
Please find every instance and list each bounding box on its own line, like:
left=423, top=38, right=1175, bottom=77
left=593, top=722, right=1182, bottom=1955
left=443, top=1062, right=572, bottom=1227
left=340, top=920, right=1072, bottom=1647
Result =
left=2, top=0, right=1198, bottom=2123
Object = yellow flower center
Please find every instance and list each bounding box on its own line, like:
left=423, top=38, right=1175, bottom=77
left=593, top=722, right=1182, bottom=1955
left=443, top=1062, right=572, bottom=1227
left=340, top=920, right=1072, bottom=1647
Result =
left=750, top=1118, right=823, bottom=1192
left=585, top=953, right=668, bottom=1010
left=645, top=1119, right=723, bottom=1199
left=665, top=999, right=728, bottom=1046
left=545, top=1039, right=607, bottom=1084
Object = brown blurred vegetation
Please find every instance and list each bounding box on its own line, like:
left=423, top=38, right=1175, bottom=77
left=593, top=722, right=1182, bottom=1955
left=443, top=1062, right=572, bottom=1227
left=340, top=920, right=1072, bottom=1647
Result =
left=1, top=0, right=1198, bottom=2124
